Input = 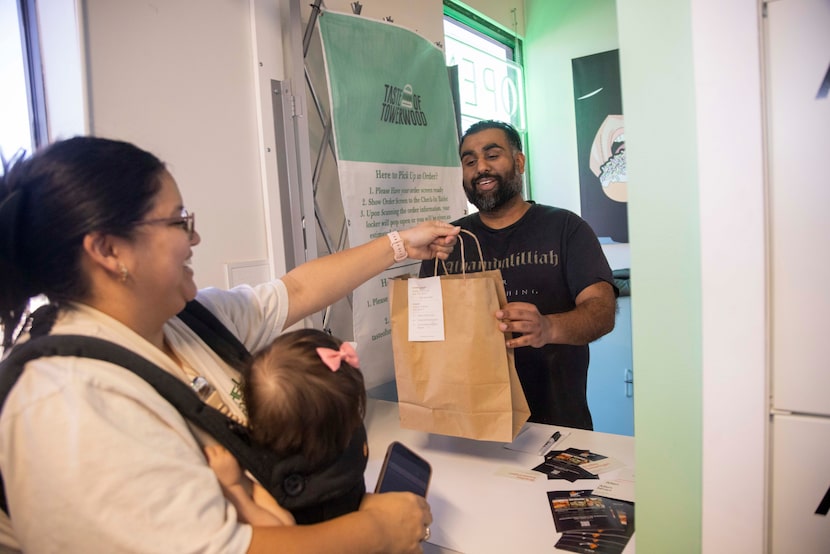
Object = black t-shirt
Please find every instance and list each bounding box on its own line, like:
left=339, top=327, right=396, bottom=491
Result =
left=420, top=203, right=616, bottom=429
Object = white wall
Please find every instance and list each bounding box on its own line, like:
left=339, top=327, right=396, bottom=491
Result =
left=79, top=0, right=272, bottom=289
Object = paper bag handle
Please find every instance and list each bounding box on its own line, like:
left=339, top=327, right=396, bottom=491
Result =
left=434, top=229, right=484, bottom=279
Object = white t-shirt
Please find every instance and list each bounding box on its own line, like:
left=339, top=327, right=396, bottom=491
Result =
left=0, top=281, right=289, bottom=553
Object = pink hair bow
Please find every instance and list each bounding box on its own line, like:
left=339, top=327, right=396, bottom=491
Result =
left=316, top=342, right=360, bottom=371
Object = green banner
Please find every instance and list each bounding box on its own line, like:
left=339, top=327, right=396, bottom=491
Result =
left=319, top=11, right=460, bottom=166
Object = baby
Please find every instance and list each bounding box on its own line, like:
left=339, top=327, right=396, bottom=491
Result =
left=204, top=328, right=367, bottom=525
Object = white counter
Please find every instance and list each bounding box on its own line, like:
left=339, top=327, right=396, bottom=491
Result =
left=363, top=399, right=636, bottom=554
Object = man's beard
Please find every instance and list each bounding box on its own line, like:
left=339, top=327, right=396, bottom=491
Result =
left=464, top=169, right=523, bottom=212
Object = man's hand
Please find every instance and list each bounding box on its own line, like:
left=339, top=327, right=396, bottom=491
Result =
left=496, top=282, right=617, bottom=348
left=496, top=302, right=550, bottom=348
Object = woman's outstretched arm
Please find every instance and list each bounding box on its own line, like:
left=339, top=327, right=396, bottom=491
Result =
left=281, top=221, right=459, bottom=329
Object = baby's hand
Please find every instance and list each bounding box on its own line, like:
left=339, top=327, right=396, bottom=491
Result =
left=204, top=444, right=243, bottom=488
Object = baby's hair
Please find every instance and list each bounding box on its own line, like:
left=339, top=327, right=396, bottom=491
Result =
left=244, top=328, right=366, bottom=468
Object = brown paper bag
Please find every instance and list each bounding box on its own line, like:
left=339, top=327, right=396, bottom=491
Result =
left=389, top=231, right=530, bottom=442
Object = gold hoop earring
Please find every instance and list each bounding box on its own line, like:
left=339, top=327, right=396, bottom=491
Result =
left=118, top=263, right=129, bottom=283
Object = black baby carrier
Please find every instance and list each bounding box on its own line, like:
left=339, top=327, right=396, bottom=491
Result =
left=0, top=300, right=367, bottom=524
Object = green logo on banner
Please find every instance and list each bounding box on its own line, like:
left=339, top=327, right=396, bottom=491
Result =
left=381, top=84, right=429, bottom=126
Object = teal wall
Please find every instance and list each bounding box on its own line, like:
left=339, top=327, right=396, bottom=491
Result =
left=523, top=0, right=619, bottom=214
left=524, top=1, right=703, bottom=552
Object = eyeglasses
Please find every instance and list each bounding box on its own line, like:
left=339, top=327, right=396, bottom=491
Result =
left=136, top=209, right=196, bottom=240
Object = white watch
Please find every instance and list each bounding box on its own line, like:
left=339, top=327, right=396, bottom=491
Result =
left=388, top=231, right=407, bottom=262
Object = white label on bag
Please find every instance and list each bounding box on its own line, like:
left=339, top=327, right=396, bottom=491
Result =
left=407, top=276, right=445, bottom=341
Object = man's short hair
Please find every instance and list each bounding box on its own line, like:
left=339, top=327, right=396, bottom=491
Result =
left=460, top=120, right=523, bottom=154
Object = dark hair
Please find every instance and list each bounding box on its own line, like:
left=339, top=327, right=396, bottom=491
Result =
left=459, top=119, right=523, bottom=155
left=244, top=328, right=366, bottom=468
left=0, top=136, right=166, bottom=347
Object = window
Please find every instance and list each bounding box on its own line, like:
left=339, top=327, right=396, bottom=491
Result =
left=442, top=1, right=528, bottom=209
left=1, top=0, right=46, bottom=170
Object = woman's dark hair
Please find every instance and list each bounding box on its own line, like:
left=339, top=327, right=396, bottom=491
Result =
left=244, top=328, right=366, bottom=468
left=459, top=119, right=523, bottom=154
left=0, top=136, right=166, bottom=348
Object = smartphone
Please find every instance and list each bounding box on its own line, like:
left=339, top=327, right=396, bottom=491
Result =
left=374, top=441, right=432, bottom=497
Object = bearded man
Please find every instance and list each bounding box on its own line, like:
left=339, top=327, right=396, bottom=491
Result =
left=419, top=120, right=618, bottom=430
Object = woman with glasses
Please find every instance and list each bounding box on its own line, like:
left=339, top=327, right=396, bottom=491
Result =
left=0, top=136, right=458, bottom=553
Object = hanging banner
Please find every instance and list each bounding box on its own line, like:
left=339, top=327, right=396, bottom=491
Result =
left=318, top=10, right=466, bottom=389
left=572, top=49, right=628, bottom=243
